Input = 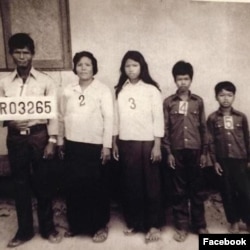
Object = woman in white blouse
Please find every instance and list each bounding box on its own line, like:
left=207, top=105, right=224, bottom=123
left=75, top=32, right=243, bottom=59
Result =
left=58, top=51, right=113, bottom=242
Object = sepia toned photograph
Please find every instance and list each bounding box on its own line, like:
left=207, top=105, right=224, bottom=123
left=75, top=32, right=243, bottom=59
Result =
left=1, top=0, right=250, bottom=249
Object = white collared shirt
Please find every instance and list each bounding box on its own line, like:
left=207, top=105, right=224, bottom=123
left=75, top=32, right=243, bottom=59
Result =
left=58, top=78, right=113, bottom=147
left=114, top=80, right=164, bottom=141
left=0, top=67, right=58, bottom=135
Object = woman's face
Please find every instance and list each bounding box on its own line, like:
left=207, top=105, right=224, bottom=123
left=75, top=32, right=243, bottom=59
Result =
left=124, top=59, right=141, bottom=83
left=75, top=56, right=93, bottom=80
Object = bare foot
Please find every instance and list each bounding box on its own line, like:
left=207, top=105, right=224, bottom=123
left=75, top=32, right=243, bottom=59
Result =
left=145, top=227, right=161, bottom=243
left=123, top=228, right=136, bottom=236
left=173, top=229, right=188, bottom=242
left=92, top=227, right=108, bottom=243
left=228, top=223, right=239, bottom=234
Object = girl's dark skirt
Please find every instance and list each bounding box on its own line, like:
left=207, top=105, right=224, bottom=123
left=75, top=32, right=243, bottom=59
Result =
left=64, top=140, right=110, bottom=235
left=119, top=140, right=165, bottom=232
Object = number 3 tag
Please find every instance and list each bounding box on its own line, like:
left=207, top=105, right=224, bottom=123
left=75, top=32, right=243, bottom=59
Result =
left=224, top=116, right=234, bottom=129
left=179, top=101, right=188, bottom=115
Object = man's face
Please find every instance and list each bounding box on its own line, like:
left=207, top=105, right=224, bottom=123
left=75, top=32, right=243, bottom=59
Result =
left=11, top=47, right=33, bottom=69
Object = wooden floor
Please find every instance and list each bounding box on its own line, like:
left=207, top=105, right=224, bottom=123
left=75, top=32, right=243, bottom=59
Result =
left=1, top=194, right=248, bottom=250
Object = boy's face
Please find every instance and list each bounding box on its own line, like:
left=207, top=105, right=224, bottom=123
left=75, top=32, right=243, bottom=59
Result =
left=175, top=74, right=192, bottom=91
left=216, top=89, right=235, bottom=108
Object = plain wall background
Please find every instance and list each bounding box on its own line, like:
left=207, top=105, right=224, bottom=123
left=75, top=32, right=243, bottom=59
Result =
left=0, top=0, right=250, bottom=154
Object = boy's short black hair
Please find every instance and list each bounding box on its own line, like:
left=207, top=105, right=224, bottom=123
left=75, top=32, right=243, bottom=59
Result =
left=72, top=51, right=98, bottom=75
left=8, top=33, right=35, bottom=54
left=172, top=60, right=193, bottom=80
left=215, top=81, right=236, bottom=96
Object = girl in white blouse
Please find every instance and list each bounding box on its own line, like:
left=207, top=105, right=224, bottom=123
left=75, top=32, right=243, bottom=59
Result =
left=113, top=50, right=165, bottom=243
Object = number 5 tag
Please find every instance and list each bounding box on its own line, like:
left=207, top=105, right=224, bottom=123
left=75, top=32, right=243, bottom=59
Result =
left=179, top=101, right=188, bottom=115
left=224, top=116, right=234, bottom=129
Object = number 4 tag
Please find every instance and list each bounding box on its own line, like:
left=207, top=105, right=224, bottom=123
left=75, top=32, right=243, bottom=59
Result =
left=224, top=116, right=234, bottom=129
left=179, top=101, right=188, bottom=115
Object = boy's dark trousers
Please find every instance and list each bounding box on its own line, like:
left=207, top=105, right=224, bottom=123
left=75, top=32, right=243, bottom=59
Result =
left=7, top=127, right=56, bottom=240
left=170, top=149, right=207, bottom=231
left=217, top=158, right=250, bottom=224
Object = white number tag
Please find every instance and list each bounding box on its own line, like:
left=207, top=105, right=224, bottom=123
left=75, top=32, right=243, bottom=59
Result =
left=128, top=97, right=136, bottom=109
left=224, top=116, right=234, bottom=129
left=179, top=101, right=188, bottom=115
left=0, top=96, right=56, bottom=120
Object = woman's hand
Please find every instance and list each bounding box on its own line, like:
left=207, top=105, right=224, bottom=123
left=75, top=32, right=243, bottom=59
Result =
left=101, top=147, right=111, bottom=165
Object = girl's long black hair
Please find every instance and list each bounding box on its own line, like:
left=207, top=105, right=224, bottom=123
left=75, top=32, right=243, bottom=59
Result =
left=115, top=51, right=160, bottom=98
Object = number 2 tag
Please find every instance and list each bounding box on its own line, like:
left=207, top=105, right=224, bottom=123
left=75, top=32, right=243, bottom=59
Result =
left=224, top=116, right=234, bottom=129
left=178, top=101, right=188, bottom=115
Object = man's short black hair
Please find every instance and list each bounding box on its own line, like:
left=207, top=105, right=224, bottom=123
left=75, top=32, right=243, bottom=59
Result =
left=172, top=60, right=193, bottom=80
left=215, top=81, right=236, bottom=96
left=8, top=33, right=35, bottom=54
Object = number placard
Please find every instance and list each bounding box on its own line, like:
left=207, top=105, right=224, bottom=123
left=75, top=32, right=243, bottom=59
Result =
left=179, top=101, right=188, bottom=115
left=128, top=97, right=136, bottom=109
left=0, top=96, right=57, bottom=120
left=224, top=116, right=234, bottom=129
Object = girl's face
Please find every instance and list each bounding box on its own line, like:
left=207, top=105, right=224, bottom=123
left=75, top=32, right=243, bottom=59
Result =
left=124, top=59, right=141, bottom=83
left=75, top=56, right=93, bottom=80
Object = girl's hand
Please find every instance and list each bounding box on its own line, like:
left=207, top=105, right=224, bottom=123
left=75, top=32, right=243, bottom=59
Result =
left=150, top=145, right=162, bottom=163
left=101, top=147, right=111, bottom=165
left=214, top=162, right=223, bottom=176
left=112, top=142, right=119, bottom=161
left=167, top=154, right=176, bottom=169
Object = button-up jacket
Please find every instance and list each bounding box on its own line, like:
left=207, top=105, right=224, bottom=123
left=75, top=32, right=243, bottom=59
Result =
left=207, top=107, right=250, bottom=162
left=162, top=91, right=208, bottom=155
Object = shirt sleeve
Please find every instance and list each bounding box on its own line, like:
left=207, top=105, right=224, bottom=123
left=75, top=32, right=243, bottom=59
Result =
left=100, top=87, right=114, bottom=148
left=206, top=115, right=217, bottom=164
left=198, top=99, right=208, bottom=155
left=162, top=98, right=172, bottom=155
left=113, top=100, right=119, bottom=136
left=45, top=77, right=58, bottom=136
left=0, top=81, right=4, bottom=127
left=151, top=88, right=164, bottom=138
left=242, top=114, right=250, bottom=162
left=57, top=88, right=66, bottom=146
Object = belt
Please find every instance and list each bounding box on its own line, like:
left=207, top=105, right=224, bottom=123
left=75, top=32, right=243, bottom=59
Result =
left=8, top=124, right=47, bottom=136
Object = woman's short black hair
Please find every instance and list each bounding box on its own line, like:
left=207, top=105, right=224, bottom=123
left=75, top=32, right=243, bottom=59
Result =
left=172, top=60, right=193, bottom=80
left=72, top=51, right=98, bottom=75
left=8, top=33, right=35, bottom=54
left=215, top=81, right=236, bottom=96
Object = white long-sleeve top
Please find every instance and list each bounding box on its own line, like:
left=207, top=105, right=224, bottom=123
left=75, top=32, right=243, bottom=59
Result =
left=113, top=80, right=164, bottom=141
left=58, top=78, right=113, bottom=148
